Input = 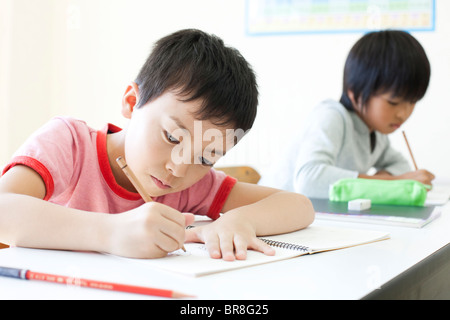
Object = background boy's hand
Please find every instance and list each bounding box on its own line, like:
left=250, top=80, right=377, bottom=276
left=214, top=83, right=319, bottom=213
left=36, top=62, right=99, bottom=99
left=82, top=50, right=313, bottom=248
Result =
left=185, top=213, right=275, bottom=261
left=370, top=169, right=435, bottom=187
left=108, top=202, right=194, bottom=259
left=397, top=169, right=435, bottom=187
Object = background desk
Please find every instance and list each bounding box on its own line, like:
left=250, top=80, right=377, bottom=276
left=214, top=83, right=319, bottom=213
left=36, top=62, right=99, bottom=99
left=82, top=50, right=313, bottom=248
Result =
left=1, top=203, right=449, bottom=300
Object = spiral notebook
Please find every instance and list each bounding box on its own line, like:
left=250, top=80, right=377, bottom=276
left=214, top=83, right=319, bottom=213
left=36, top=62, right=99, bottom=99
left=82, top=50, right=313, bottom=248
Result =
left=118, top=224, right=390, bottom=277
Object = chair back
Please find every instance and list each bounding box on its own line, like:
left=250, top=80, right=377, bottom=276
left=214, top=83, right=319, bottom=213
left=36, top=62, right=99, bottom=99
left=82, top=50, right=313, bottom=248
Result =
left=215, top=166, right=261, bottom=184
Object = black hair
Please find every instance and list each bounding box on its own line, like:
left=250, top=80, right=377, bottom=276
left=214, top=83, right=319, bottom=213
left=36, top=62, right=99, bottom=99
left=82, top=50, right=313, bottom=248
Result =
left=340, top=30, right=430, bottom=112
left=134, top=29, right=258, bottom=131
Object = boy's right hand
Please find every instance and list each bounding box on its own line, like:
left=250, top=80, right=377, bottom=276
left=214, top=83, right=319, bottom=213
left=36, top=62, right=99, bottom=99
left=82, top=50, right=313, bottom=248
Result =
left=107, top=202, right=194, bottom=259
left=397, top=169, right=435, bottom=187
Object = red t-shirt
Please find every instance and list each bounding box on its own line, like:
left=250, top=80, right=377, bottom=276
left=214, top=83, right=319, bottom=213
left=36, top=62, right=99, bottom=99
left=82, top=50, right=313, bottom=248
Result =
left=2, top=117, right=236, bottom=219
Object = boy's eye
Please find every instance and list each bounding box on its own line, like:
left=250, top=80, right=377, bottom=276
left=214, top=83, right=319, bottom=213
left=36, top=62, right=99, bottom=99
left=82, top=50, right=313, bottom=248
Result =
left=164, top=131, right=180, bottom=144
left=387, top=98, right=401, bottom=106
left=199, top=157, right=214, bottom=167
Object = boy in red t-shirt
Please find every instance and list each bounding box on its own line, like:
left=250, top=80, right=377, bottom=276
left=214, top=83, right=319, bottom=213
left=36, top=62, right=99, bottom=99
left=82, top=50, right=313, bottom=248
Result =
left=0, top=29, right=314, bottom=260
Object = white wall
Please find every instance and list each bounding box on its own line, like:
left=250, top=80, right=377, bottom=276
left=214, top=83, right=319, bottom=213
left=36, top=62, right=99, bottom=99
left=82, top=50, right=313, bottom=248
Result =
left=1, top=0, right=449, bottom=183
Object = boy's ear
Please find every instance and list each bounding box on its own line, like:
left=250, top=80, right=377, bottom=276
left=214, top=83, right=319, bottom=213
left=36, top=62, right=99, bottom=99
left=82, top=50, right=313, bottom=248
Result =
left=347, top=89, right=360, bottom=111
left=121, top=82, right=139, bottom=119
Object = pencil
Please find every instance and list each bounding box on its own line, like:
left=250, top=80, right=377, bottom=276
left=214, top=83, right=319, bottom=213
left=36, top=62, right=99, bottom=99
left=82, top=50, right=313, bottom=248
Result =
left=116, top=156, right=186, bottom=252
left=116, top=156, right=153, bottom=202
left=0, top=266, right=193, bottom=298
left=402, top=131, right=418, bottom=171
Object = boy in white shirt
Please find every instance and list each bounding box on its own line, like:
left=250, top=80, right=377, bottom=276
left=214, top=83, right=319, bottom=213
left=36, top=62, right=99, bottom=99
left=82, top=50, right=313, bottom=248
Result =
left=260, top=30, right=435, bottom=198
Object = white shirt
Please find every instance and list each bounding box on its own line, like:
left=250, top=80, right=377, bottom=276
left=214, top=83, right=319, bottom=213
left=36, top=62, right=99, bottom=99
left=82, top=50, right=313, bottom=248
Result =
left=259, top=99, right=411, bottom=198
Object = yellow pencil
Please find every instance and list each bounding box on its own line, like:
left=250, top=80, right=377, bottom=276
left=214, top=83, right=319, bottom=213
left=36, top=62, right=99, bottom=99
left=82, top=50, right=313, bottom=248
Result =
left=116, top=156, right=186, bottom=252
left=402, top=131, right=418, bottom=171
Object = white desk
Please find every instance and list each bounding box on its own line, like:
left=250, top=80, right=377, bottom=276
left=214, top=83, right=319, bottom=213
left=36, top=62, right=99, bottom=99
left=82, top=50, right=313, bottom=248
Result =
left=1, top=203, right=449, bottom=300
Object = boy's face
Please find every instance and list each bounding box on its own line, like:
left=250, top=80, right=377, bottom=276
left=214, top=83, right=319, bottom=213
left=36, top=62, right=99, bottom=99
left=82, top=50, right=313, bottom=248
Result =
left=123, top=91, right=238, bottom=197
left=359, top=92, right=415, bottom=134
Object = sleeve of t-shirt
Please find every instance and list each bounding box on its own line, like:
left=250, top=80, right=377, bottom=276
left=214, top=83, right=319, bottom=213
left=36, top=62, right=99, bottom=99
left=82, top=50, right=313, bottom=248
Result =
left=1, top=117, right=79, bottom=201
left=182, top=169, right=237, bottom=220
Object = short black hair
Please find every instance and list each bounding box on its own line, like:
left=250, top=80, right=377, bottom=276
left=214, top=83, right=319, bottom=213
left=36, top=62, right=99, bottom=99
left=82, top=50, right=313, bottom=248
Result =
left=135, top=29, right=258, bottom=131
left=340, top=30, right=430, bottom=111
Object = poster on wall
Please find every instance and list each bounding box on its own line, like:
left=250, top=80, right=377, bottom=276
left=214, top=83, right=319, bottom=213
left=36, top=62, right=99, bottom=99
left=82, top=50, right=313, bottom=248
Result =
left=246, top=0, right=436, bottom=36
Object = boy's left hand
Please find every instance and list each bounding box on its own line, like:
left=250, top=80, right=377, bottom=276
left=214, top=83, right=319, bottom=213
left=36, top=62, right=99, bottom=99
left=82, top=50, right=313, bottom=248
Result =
left=184, top=213, right=275, bottom=261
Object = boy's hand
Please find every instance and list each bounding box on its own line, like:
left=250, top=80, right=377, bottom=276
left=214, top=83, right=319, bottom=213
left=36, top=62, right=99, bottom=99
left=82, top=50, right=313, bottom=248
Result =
left=108, top=202, right=194, bottom=259
left=185, top=213, right=275, bottom=261
left=397, top=169, right=435, bottom=187
left=369, top=169, right=435, bottom=187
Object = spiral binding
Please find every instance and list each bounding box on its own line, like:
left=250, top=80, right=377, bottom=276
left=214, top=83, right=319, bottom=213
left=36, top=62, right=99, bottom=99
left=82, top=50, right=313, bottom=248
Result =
left=187, top=225, right=311, bottom=253
left=260, top=238, right=310, bottom=252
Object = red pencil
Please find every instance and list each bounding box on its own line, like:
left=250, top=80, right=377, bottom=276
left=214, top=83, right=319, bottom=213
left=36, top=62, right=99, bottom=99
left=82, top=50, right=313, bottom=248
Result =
left=0, top=266, right=193, bottom=298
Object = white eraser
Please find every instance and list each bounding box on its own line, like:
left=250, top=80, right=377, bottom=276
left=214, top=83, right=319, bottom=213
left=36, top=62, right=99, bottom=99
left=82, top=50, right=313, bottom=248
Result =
left=348, top=199, right=371, bottom=211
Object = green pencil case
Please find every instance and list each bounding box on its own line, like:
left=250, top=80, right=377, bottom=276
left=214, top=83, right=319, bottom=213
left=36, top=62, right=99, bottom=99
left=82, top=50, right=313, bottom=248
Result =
left=329, top=178, right=429, bottom=206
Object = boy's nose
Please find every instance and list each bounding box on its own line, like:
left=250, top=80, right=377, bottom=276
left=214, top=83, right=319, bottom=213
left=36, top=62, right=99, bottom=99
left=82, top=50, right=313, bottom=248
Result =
left=166, top=161, right=189, bottom=178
